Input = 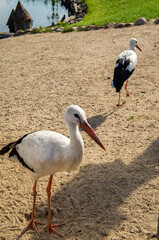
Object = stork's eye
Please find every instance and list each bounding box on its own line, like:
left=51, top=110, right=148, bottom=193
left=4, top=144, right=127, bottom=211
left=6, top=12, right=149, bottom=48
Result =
left=74, top=113, right=80, bottom=121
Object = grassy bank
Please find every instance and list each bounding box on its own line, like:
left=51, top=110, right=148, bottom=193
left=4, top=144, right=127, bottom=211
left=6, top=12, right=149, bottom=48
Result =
left=75, top=0, right=159, bottom=26
left=34, top=0, right=159, bottom=33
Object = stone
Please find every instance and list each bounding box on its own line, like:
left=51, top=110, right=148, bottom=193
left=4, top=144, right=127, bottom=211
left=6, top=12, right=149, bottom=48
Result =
left=105, top=22, right=116, bottom=28
left=50, top=27, right=55, bottom=31
left=135, top=17, right=146, bottom=26
left=75, top=18, right=83, bottom=23
left=13, top=30, right=24, bottom=37
left=54, top=0, right=87, bottom=27
left=25, top=28, right=32, bottom=32
left=72, top=27, right=78, bottom=31
left=32, top=27, right=40, bottom=31
left=77, top=26, right=86, bottom=31
left=94, top=25, right=104, bottom=30
left=32, top=27, right=41, bottom=33
left=147, top=19, right=155, bottom=24
left=114, top=23, right=125, bottom=28
left=124, top=23, right=134, bottom=27
left=0, top=32, right=14, bottom=39
left=85, top=25, right=96, bottom=31
left=74, top=3, right=78, bottom=13
left=64, top=16, right=76, bottom=24
left=56, top=27, right=64, bottom=32
left=100, top=228, right=109, bottom=236
left=155, top=18, right=159, bottom=24
left=24, top=29, right=32, bottom=34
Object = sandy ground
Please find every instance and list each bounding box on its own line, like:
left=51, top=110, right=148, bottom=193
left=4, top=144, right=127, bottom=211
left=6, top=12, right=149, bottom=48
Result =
left=0, top=24, right=159, bottom=240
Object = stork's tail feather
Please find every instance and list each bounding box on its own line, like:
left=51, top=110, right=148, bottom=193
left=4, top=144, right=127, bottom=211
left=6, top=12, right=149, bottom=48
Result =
left=0, top=141, right=17, bottom=155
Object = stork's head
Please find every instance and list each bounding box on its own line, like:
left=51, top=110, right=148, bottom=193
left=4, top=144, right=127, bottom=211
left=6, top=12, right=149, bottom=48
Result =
left=129, top=38, right=142, bottom=52
left=64, top=105, right=86, bottom=126
left=64, top=105, right=106, bottom=151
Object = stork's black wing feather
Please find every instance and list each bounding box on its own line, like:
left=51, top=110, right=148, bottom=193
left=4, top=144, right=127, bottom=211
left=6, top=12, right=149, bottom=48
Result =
left=113, top=58, right=134, bottom=92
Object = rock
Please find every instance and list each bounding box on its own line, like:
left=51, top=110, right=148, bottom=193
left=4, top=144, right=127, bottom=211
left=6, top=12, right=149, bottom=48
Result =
left=74, top=3, right=78, bottom=13
left=13, top=30, right=24, bottom=37
left=155, top=18, right=159, bottom=24
left=64, top=15, right=76, bottom=24
left=75, top=17, right=83, bottom=23
left=24, top=212, right=31, bottom=220
left=100, top=228, right=109, bottom=236
left=50, top=27, right=55, bottom=31
left=124, top=23, right=134, bottom=27
left=94, top=25, right=104, bottom=30
left=25, top=28, right=32, bottom=32
left=56, top=27, right=64, bottom=32
left=114, top=23, right=125, bottom=28
left=32, top=27, right=40, bottom=31
left=56, top=0, right=87, bottom=26
left=85, top=25, right=96, bottom=31
left=24, top=29, right=32, bottom=34
left=135, top=17, right=146, bottom=25
left=0, top=32, right=14, bottom=39
left=77, top=26, right=86, bottom=31
left=147, top=19, right=155, bottom=24
left=72, top=27, right=78, bottom=31
left=32, top=27, right=41, bottom=33
left=105, top=22, right=116, bottom=28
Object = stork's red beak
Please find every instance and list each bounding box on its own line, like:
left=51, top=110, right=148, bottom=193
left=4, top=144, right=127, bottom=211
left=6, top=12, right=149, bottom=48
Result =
left=80, top=121, right=106, bottom=151
left=136, top=44, right=142, bottom=51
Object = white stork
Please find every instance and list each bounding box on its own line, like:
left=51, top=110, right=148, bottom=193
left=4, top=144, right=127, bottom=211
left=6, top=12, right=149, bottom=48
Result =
left=111, top=38, right=142, bottom=106
left=0, top=105, right=105, bottom=238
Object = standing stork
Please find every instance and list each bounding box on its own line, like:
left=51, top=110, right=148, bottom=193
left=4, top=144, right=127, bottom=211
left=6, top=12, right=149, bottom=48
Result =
left=0, top=105, right=105, bottom=238
left=112, top=38, right=142, bottom=106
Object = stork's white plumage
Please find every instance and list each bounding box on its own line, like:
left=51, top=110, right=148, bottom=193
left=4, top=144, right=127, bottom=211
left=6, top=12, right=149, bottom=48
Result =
left=111, top=38, right=142, bottom=106
left=0, top=105, right=105, bottom=238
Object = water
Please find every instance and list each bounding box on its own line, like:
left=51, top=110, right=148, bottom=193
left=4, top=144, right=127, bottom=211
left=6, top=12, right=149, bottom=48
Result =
left=0, top=0, right=69, bottom=32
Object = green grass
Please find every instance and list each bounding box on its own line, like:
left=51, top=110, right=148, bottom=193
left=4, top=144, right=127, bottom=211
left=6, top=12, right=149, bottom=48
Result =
left=73, top=0, right=159, bottom=27
left=31, top=0, right=159, bottom=33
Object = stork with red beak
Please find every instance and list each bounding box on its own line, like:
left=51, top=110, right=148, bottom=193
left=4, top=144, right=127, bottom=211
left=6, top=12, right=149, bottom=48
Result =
left=0, top=105, right=105, bottom=238
left=112, top=38, right=142, bottom=106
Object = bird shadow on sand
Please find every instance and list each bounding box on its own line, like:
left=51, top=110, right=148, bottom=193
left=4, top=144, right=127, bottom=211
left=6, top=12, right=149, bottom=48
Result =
left=17, top=137, right=159, bottom=240
left=86, top=101, right=126, bottom=131
left=84, top=103, right=124, bottom=131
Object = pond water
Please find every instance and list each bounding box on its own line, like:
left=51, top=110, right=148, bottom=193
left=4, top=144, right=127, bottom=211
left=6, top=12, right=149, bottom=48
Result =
left=0, top=0, right=69, bottom=32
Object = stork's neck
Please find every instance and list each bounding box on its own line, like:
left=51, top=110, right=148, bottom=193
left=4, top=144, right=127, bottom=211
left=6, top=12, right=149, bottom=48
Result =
left=130, top=45, right=136, bottom=52
left=67, top=122, right=84, bottom=151
left=65, top=121, right=84, bottom=172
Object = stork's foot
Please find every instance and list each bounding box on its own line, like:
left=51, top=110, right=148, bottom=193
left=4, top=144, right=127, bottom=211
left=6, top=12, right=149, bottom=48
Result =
left=46, top=223, right=64, bottom=238
left=117, top=103, right=123, bottom=107
left=21, top=219, right=44, bottom=236
left=126, top=92, right=130, bottom=97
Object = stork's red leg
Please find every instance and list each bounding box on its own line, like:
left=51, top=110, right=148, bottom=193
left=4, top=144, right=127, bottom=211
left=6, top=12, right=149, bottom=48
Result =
left=125, top=80, right=130, bottom=97
left=20, top=181, right=44, bottom=237
left=117, top=91, right=122, bottom=106
left=45, top=175, right=64, bottom=238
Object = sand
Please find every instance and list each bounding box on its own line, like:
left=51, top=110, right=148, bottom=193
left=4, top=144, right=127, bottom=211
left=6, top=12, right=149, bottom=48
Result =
left=0, top=24, right=159, bottom=240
